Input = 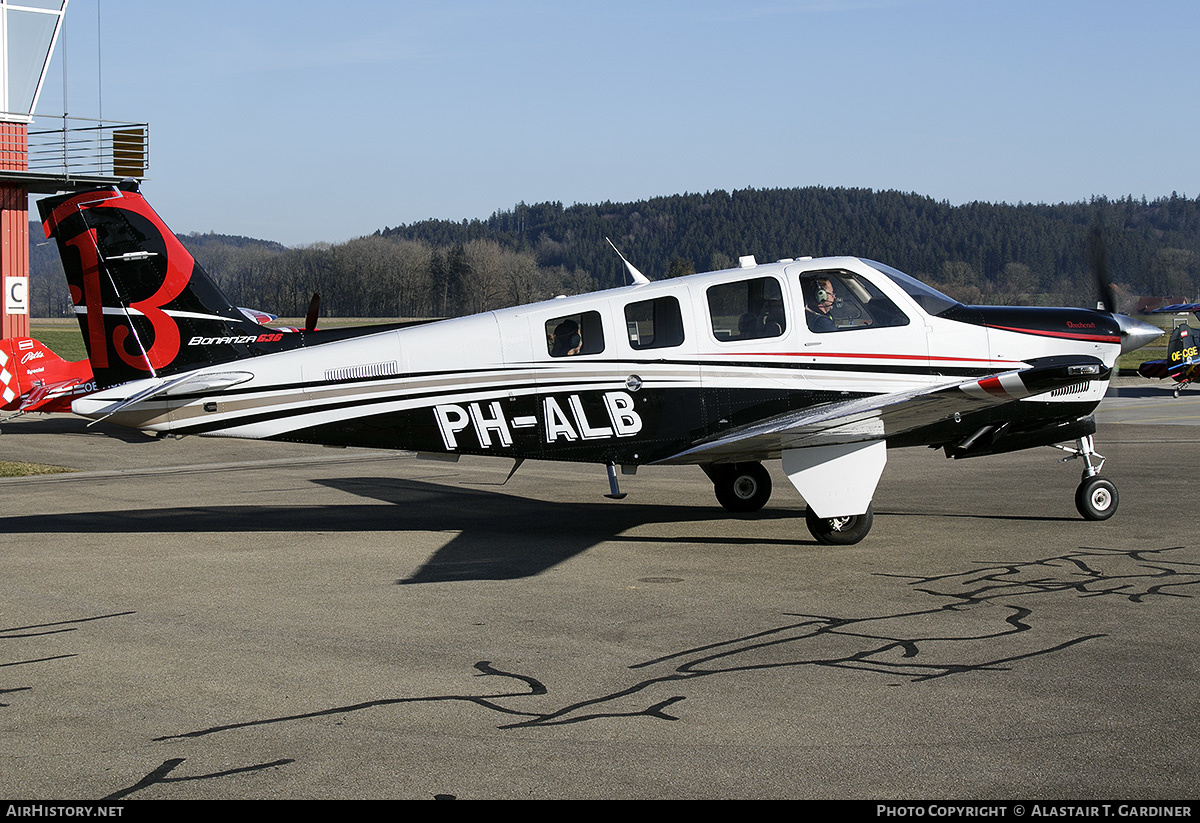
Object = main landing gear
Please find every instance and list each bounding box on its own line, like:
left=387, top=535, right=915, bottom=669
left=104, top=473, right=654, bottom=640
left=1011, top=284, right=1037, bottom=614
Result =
left=805, top=504, right=874, bottom=545
left=706, top=461, right=773, bottom=513
left=705, top=460, right=875, bottom=545
left=1054, top=434, right=1119, bottom=521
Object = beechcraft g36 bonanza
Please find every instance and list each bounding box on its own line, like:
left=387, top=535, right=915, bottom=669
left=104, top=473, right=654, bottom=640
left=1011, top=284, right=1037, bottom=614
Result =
left=36, top=182, right=1162, bottom=544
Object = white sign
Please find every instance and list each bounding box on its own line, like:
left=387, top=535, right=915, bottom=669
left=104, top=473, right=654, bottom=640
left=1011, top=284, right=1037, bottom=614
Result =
left=5, top=276, right=28, bottom=315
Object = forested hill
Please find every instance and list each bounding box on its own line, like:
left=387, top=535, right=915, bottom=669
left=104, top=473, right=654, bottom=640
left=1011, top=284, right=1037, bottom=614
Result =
left=379, top=187, right=1200, bottom=303
left=27, top=186, right=1200, bottom=319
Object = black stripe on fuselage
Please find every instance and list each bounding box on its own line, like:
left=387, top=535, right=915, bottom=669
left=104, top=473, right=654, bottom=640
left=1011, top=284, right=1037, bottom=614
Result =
left=160, top=355, right=1002, bottom=405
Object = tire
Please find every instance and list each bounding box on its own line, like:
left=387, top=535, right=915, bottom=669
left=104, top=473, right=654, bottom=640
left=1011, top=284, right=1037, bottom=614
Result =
left=712, top=462, right=772, bottom=513
left=1075, top=476, right=1118, bottom=521
left=805, top=504, right=874, bottom=545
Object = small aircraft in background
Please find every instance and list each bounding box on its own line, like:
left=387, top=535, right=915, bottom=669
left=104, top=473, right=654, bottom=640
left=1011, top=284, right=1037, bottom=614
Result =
left=34, top=181, right=1162, bottom=544
left=0, top=336, right=94, bottom=422
left=1137, top=302, right=1199, bottom=396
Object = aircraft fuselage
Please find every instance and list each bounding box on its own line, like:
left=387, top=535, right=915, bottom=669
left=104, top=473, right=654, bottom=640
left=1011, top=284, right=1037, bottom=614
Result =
left=74, top=255, right=1121, bottom=466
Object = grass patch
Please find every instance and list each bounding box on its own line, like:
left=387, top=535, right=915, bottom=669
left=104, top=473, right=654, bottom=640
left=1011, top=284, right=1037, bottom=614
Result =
left=28, top=321, right=87, bottom=361
left=0, top=460, right=76, bottom=477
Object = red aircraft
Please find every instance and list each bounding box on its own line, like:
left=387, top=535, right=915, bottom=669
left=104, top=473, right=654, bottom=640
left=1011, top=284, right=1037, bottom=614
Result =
left=0, top=337, right=94, bottom=421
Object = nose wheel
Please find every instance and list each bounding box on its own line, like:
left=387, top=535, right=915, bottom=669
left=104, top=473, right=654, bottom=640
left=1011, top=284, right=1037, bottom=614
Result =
left=1075, top=475, right=1118, bottom=520
left=1055, top=435, right=1119, bottom=521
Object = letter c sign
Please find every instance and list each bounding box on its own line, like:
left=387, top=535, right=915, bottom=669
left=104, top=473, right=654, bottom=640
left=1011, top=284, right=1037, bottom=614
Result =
left=5, top=277, right=28, bottom=315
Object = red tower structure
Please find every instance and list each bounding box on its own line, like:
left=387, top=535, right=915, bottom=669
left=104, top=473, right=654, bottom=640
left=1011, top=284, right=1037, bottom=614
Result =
left=0, top=0, right=147, bottom=341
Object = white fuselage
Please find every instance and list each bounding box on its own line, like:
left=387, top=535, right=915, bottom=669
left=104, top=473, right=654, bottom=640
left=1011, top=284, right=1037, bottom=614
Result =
left=73, top=256, right=1117, bottom=456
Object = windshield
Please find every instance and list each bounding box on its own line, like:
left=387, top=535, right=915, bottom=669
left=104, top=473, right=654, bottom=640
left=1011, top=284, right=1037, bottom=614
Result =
left=865, top=260, right=961, bottom=316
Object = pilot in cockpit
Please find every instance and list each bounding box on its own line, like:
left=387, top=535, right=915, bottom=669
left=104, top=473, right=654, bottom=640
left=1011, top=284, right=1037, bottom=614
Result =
left=804, top=276, right=838, bottom=332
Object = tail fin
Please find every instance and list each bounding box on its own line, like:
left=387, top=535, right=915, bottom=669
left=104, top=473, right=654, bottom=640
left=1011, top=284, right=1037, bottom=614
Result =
left=37, top=182, right=300, bottom=389
left=1167, top=325, right=1200, bottom=375
left=0, top=337, right=92, bottom=413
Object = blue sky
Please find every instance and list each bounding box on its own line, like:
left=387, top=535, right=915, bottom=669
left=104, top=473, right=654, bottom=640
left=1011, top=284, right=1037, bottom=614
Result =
left=29, top=0, right=1200, bottom=246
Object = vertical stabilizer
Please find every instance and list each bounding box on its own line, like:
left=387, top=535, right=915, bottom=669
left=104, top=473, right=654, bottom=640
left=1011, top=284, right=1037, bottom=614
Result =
left=1167, top=325, right=1200, bottom=374
left=37, top=183, right=300, bottom=389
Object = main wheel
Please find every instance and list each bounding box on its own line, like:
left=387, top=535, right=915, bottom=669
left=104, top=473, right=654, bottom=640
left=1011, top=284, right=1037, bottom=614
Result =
left=712, top=462, right=772, bottom=513
left=805, top=504, right=874, bottom=545
left=1075, top=475, right=1118, bottom=521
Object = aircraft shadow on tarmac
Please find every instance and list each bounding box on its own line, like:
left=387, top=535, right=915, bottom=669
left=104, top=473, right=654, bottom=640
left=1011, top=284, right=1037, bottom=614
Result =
left=0, top=474, right=803, bottom=584
left=0, top=415, right=161, bottom=443
left=1107, top=385, right=1186, bottom=399
left=4, top=467, right=1147, bottom=583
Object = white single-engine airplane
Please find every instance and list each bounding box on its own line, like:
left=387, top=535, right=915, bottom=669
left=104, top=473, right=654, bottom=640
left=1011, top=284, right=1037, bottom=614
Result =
left=37, top=182, right=1161, bottom=544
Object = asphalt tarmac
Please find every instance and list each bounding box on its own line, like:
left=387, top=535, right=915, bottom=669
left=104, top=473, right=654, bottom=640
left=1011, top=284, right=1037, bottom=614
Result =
left=2, top=382, right=1198, bottom=799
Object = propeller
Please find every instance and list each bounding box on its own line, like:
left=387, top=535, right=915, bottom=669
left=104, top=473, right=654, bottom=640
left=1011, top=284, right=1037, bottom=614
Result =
left=304, top=293, right=321, bottom=333
left=1086, top=218, right=1163, bottom=352
left=1086, top=221, right=1118, bottom=314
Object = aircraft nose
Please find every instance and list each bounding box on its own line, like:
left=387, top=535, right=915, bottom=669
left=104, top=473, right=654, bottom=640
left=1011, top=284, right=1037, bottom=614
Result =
left=1115, top=314, right=1164, bottom=353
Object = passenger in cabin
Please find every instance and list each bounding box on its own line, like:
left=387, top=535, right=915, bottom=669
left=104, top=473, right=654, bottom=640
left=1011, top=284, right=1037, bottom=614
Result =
left=762, top=298, right=785, bottom=336
left=551, top=319, right=583, bottom=356
left=737, top=299, right=784, bottom=339
left=737, top=302, right=762, bottom=338
left=803, top=276, right=838, bottom=332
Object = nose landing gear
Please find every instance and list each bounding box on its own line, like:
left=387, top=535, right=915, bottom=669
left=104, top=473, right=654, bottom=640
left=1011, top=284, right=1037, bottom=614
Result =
left=1054, top=435, right=1119, bottom=521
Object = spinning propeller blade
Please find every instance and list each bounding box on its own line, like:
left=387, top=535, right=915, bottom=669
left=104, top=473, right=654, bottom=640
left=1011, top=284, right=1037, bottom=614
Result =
left=1086, top=222, right=1118, bottom=314
left=305, top=293, right=321, bottom=333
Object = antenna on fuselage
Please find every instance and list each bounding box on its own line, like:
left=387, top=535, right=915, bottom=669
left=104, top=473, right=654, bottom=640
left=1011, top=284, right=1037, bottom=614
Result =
left=605, top=237, right=650, bottom=286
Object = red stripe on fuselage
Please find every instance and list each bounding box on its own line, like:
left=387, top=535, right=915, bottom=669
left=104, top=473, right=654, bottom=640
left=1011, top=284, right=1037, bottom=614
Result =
left=985, top=324, right=1120, bottom=344
left=705, top=351, right=1020, bottom=365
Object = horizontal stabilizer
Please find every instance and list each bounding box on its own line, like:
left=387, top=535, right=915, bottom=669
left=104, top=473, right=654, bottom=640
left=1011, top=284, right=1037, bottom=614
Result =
left=79, top=371, right=254, bottom=425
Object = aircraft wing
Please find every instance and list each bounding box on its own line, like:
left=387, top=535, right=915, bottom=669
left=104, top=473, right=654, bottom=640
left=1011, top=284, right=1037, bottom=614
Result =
left=1152, top=303, right=1200, bottom=314
left=1136, top=359, right=1171, bottom=379
left=654, top=358, right=1107, bottom=465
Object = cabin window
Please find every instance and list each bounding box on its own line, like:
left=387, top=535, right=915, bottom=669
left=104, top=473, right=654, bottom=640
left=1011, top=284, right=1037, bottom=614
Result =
left=546, top=311, right=605, bottom=357
left=624, top=296, right=684, bottom=350
left=707, top=277, right=787, bottom=341
left=799, top=271, right=910, bottom=333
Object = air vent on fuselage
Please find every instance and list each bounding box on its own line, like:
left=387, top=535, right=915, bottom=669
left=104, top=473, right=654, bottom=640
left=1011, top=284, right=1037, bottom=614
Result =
left=325, top=361, right=400, bottom=382
left=1049, top=381, right=1091, bottom=397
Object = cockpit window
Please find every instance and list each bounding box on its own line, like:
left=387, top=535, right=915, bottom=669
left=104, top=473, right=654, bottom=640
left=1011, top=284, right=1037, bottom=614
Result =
left=800, top=271, right=909, bottom=333
left=864, top=260, right=961, bottom=316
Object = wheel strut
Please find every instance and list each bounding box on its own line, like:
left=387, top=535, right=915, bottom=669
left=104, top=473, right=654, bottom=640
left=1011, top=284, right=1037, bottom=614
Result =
left=1052, top=434, right=1105, bottom=479
left=1053, top=435, right=1118, bottom=521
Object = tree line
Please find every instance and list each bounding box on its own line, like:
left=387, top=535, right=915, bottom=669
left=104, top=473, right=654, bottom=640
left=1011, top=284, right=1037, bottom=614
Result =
left=28, top=186, right=1200, bottom=319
